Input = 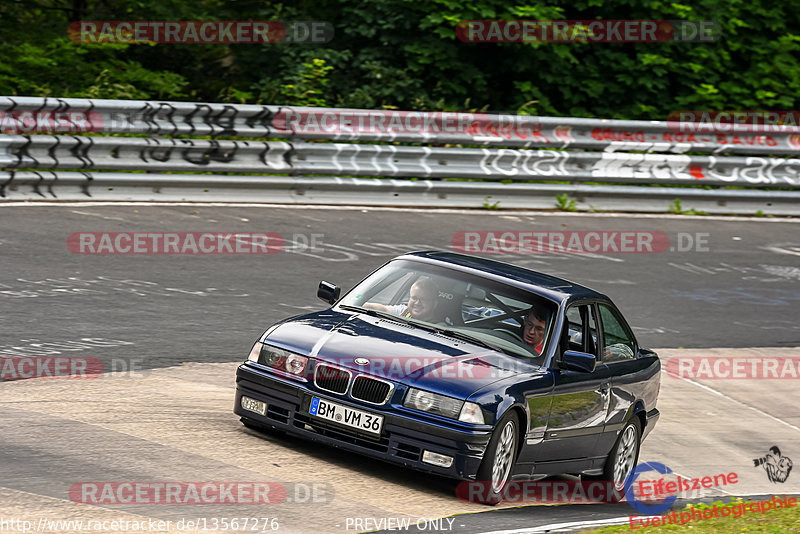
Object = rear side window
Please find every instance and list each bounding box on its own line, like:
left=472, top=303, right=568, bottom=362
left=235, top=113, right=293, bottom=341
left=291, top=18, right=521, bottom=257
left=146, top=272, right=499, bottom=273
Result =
left=598, top=304, right=635, bottom=363
left=564, top=304, right=599, bottom=357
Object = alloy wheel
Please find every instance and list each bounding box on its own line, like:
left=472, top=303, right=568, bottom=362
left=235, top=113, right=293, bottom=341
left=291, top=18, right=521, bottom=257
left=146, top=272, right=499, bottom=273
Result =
left=490, top=421, right=516, bottom=494
left=612, top=425, right=638, bottom=492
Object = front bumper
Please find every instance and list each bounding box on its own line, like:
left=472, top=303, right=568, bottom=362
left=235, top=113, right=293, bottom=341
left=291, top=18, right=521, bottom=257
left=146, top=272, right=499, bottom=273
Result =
left=234, top=363, right=491, bottom=480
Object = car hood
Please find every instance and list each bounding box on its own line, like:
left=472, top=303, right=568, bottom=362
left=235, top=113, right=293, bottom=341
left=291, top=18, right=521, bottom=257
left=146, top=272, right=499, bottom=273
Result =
left=263, top=310, right=544, bottom=399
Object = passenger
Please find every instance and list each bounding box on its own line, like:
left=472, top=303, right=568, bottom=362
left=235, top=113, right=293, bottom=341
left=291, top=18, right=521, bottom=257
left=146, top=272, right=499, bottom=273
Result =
left=365, top=278, right=439, bottom=322
left=522, top=307, right=546, bottom=355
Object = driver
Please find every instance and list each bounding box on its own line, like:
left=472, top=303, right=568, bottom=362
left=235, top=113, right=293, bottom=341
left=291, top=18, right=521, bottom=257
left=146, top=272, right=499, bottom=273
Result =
left=522, top=307, right=546, bottom=355
left=365, top=278, right=439, bottom=322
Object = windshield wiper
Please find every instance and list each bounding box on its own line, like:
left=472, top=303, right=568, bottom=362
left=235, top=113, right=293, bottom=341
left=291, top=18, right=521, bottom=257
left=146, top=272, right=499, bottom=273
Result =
left=431, top=326, right=504, bottom=352
left=340, top=305, right=503, bottom=353
left=399, top=317, right=502, bottom=352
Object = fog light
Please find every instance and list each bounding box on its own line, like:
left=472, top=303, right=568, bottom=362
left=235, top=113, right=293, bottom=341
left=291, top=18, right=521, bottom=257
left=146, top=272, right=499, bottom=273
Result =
left=241, top=396, right=267, bottom=415
left=422, top=450, right=454, bottom=468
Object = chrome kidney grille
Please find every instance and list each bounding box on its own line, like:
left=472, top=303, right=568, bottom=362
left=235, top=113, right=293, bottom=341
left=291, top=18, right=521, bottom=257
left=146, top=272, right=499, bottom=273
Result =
left=313, top=363, right=394, bottom=405
left=314, top=363, right=351, bottom=394
left=351, top=375, right=393, bottom=405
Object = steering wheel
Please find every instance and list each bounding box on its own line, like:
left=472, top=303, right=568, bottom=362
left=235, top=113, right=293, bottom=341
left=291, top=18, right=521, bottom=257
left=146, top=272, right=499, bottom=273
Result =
left=493, top=327, right=546, bottom=359
left=493, top=327, right=526, bottom=344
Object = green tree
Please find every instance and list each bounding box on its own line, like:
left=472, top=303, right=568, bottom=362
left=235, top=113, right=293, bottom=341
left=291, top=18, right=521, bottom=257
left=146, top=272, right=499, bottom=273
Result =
left=0, top=0, right=798, bottom=118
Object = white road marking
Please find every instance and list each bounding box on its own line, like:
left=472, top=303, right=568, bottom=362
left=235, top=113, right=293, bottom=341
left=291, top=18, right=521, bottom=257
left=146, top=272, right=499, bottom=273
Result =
left=473, top=516, right=631, bottom=533
left=69, top=209, right=128, bottom=221
left=1, top=202, right=797, bottom=222
left=660, top=368, right=800, bottom=433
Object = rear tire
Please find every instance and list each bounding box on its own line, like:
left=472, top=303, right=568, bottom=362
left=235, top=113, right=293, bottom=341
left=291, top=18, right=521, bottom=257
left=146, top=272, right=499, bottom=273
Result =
left=599, top=417, right=641, bottom=502
left=474, top=411, right=520, bottom=504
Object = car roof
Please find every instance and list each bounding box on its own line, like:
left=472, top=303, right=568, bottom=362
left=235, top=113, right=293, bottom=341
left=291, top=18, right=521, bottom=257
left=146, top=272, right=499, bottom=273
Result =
left=396, top=251, right=609, bottom=304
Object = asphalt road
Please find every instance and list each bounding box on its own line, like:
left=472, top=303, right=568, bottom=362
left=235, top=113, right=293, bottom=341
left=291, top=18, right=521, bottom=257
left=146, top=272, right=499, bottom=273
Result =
left=1, top=350, right=798, bottom=534
left=1, top=205, right=799, bottom=376
left=1, top=205, right=799, bottom=534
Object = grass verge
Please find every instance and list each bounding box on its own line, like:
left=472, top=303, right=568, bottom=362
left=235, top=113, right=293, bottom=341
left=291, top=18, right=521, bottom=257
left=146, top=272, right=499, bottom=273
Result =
left=583, top=496, right=800, bottom=533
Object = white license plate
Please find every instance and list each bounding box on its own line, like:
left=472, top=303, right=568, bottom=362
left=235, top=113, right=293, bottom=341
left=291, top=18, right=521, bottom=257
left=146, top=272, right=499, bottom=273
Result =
left=241, top=396, right=267, bottom=415
left=309, top=397, right=383, bottom=436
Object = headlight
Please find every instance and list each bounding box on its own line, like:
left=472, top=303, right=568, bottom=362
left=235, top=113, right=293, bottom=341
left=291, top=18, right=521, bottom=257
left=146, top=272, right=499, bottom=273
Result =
left=404, top=388, right=464, bottom=419
left=257, top=344, right=308, bottom=377
left=285, top=354, right=307, bottom=375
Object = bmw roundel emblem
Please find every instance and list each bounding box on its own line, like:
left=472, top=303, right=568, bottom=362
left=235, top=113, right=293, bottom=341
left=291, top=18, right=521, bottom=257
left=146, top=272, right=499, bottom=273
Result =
left=354, top=358, right=370, bottom=365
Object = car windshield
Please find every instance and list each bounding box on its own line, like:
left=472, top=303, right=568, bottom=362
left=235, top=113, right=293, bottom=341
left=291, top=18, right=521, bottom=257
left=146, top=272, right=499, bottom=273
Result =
left=336, top=259, right=558, bottom=362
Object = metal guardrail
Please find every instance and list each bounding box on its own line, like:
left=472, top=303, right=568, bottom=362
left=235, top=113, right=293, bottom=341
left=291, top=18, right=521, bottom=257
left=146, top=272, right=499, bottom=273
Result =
left=0, top=97, right=798, bottom=212
left=0, top=134, right=797, bottom=187
left=2, top=171, right=798, bottom=215
left=2, top=96, right=799, bottom=155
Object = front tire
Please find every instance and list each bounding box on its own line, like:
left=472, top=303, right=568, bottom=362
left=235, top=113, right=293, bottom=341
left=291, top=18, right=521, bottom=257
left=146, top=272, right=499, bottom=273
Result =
left=475, top=411, right=519, bottom=504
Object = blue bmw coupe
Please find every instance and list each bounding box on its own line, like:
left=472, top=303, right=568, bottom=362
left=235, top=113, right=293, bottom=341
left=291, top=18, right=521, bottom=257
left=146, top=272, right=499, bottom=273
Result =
left=234, top=251, right=660, bottom=503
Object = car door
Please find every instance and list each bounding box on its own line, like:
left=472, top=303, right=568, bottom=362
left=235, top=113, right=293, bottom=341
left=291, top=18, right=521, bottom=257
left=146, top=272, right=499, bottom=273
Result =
left=594, top=302, right=649, bottom=455
left=532, top=302, right=612, bottom=464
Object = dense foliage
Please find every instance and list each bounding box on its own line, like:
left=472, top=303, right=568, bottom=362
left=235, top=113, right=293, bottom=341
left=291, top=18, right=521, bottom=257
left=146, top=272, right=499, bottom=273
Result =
left=1, top=0, right=798, bottom=119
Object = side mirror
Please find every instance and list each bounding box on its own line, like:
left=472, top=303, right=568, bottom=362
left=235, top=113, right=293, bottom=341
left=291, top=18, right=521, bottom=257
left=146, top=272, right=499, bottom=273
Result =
left=317, top=281, right=340, bottom=305
left=562, top=350, right=596, bottom=373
